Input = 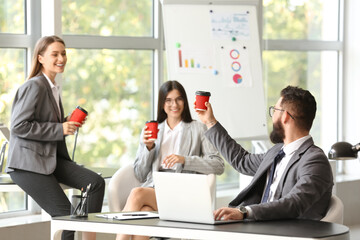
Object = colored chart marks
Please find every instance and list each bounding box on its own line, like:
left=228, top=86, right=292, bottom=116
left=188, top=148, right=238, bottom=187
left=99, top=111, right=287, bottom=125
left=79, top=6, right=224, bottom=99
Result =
left=175, top=45, right=215, bottom=74
left=233, top=74, right=243, bottom=84
left=230, top=49, right=240, bottom=59
left=220, top=46, right=252, bottom=87
left=211, top=12, right=250, bottom=40
left=231, top=62, right=241, bottom=72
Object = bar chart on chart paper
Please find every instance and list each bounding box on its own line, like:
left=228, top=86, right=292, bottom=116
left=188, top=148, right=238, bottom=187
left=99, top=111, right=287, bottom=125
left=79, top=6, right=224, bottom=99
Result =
left=175, top=46, right=215, bottom=74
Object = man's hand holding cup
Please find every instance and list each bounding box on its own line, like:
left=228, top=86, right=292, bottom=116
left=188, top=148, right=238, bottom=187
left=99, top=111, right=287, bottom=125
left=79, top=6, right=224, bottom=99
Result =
left=194, top=91, right=217, bottom=129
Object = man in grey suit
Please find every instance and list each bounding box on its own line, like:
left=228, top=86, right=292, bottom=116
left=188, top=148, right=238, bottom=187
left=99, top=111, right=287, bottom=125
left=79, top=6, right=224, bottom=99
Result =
left=196, top=86, right=333, bottom=221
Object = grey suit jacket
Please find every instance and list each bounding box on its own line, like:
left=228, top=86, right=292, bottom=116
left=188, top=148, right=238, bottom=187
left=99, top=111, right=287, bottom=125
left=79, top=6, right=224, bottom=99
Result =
left=134, top=120, right=224, bottom=187
left=205, top=122, right=333, bottom=221
left=6, top=74, right=71, bottom=174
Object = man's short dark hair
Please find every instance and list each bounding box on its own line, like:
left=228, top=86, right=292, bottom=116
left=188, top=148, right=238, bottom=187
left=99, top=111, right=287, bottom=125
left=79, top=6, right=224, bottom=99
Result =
left=280, top=86, right=317, bottom=131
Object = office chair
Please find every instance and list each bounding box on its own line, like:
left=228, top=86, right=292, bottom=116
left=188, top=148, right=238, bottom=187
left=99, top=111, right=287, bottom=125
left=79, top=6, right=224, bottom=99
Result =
left=321, top=195, right=344, bottom=224
left=108, top=163, right=141, bottom=212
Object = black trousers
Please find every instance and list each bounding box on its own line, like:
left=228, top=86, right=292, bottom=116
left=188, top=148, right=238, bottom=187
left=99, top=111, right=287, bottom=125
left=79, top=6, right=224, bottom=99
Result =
left=9, top=158, right=105, bottom=240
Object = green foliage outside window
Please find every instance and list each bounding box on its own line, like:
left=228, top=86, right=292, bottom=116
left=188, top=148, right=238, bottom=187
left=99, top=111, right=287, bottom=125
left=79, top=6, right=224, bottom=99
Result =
left=263, top=0, right=339, bottom=147
left=62, top=0, right=152, bottom=36
left=263, top=0, right=333, bottom=40
left=62, top=49, right=152, bottom=168
left=0, top=0, right=25, bottom=34
left=0, top=49, right=25, bottom=125
left=0, top=48, right=27, bottom=213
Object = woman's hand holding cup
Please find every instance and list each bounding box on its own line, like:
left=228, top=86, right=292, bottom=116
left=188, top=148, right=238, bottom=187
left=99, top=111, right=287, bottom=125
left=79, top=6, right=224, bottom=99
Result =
left=63, top=121, right=79, bottom=135
left=143, top=126, right=156, bottom=150
left=143, top=121, right=158, bottom=150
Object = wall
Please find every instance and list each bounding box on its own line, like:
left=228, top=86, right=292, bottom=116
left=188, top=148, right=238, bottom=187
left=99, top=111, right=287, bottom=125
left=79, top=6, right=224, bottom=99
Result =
left=0, top=221, right=50, bottom=240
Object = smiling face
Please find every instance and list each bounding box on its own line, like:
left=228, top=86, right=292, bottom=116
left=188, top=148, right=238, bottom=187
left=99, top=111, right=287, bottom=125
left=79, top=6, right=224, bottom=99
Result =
left=163, top=89, right=184, bottom=122
left=38, top=41, right=67, bottom=81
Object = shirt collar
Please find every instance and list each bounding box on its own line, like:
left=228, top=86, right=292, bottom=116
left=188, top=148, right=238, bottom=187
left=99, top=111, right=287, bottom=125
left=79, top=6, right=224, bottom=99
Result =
left=42, top=72, right=58, bottom=89
left=283, top=135, right=311, bottom=156
left=164, top=120, right=183, bottom=134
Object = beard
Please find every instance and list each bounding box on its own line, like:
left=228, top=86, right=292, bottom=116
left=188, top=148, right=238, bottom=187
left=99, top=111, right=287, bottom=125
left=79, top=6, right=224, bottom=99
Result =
left=270, top=119, right=285, bottom=144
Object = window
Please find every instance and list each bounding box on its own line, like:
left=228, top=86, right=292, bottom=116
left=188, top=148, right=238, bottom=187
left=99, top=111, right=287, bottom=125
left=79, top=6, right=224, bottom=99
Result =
left=263, top=0, right=342, bottom=152
left=0, top=48, right=26, bottom=124
left=62, top=0, right=152, bottom=37
left=62, top=49, right=153, bottom=167
left=0, top=0, right=26, bottom=34
left=263, top=0, right=339, bottom=41
left=61, top=0, right=156, bottom=168
left=0, top=0, right=31, bottom=216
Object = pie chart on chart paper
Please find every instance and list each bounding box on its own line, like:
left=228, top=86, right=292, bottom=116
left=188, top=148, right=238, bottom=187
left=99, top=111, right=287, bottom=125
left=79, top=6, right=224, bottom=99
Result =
left=233, top=74, right=243, bottom=84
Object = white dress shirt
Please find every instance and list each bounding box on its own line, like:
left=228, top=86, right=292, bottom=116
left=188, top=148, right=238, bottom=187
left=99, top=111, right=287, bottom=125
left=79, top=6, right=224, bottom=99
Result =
left=159, top=120, right=183, bottom=170
left=266, top=135, right=312, bottom=202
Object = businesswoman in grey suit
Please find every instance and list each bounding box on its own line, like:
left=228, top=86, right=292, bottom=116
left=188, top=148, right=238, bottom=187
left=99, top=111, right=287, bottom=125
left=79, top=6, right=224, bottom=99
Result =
left=5, top=36, right=105, bottom=240
left=116, top=81, right=224, bottom=240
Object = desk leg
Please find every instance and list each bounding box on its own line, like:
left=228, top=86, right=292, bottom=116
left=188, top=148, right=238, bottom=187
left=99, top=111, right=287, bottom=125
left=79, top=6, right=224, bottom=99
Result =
left=51, top=223, right=63, bottom=240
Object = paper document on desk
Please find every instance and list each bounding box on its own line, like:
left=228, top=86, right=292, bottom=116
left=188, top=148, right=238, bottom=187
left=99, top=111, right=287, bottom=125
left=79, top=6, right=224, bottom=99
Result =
left=96, top=211, right=159, bottom=220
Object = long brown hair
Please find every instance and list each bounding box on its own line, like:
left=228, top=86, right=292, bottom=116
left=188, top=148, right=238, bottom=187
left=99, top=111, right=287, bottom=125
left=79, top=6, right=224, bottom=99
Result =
left=27, top=35, right=66, bottom=80
left=157, top=80, right=192, bottom=124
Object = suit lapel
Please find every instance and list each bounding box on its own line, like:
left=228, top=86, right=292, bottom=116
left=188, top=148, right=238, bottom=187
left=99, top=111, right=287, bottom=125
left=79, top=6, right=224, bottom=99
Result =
left=274, top=138, right=314, bottom=199
left=229, top=144, right=283, bottom=206
left=152, top=122, right=165, bottom=171
left=59, top=97, right=64, bottom=121
left=39, top=75, right=62, bottom=122
left=179, top=122, right=191, bottom=156
left=254, top=144, right=284, bottom=181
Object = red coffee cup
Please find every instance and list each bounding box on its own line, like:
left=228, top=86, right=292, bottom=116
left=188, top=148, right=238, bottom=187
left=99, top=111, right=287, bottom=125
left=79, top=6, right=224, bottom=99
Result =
left=145, top=120, right=159, bottom=140
left=69, top=106, right=88, bottom=127
left=195, top=91, right=211, bottom=111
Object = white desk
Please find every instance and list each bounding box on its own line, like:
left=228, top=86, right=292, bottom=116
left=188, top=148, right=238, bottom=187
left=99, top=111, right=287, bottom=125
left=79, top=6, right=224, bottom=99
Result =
left=51, top=213, right=350, bottom=240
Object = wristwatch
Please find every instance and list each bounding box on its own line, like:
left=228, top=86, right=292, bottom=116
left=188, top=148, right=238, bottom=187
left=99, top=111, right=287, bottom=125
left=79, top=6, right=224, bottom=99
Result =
left=237, top=206, right=248, bottom=219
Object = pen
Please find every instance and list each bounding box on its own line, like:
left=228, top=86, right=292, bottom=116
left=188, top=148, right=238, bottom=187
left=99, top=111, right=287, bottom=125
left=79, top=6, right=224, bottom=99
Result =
left=79, top=183, right=91, bottom=215
left=122, top=213, right=148, bottom=216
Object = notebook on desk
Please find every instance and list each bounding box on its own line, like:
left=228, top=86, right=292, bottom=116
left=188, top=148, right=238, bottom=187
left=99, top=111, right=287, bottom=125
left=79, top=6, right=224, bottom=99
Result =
left=153, top=171, right=243, bottom=225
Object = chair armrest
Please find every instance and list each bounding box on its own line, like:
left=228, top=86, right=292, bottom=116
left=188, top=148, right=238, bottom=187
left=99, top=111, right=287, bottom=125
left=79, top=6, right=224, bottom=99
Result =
left=108, top=163, right=141, bottom=212
left=321, top=195, right=344, bottom=224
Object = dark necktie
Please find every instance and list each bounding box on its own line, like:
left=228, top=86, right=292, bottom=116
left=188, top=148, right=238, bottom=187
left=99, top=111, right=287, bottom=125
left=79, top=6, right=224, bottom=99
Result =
left=261, top=149, right=285, bottom=203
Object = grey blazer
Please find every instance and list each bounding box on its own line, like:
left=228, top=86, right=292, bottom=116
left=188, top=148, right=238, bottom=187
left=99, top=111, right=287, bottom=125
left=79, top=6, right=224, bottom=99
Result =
left=205, top=122, right=333, bottom=221
left=6, top=74, right=71, bottom=174
left=134, top=120, right=224, bottom=187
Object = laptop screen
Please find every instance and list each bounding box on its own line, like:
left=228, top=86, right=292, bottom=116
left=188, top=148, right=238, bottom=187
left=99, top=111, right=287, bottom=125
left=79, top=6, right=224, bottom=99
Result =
left=153, top=172, right=217, bottom=224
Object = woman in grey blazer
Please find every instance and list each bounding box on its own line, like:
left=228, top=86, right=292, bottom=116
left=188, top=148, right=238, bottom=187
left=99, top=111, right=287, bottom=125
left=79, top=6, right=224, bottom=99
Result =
left=6, top=36, right=105, bottom=240
left=116, top=81, right=224, bottom=240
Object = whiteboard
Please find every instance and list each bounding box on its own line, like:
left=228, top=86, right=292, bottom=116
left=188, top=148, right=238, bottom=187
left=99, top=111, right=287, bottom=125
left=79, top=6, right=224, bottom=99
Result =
left=162, top=2, right=267, bottom=139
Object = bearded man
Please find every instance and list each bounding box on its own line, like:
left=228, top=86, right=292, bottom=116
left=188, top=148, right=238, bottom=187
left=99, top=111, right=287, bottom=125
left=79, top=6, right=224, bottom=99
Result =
left=196, top=86, right=333, bottom=221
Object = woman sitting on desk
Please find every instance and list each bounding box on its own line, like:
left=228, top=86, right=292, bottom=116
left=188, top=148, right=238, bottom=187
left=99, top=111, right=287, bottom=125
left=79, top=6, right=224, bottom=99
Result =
left=5, top=35, right=105, bottom=240
left=116, top=80, right=224, bottom=240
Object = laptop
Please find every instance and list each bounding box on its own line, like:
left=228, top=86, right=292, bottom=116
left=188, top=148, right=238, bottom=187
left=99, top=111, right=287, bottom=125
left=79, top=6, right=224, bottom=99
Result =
left=153, top=171, right=243, bottom=225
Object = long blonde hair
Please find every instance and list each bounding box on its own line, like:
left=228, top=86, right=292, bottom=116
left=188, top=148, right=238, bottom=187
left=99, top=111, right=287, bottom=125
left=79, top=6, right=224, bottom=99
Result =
left=27, top=35, right=66, bottom=80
